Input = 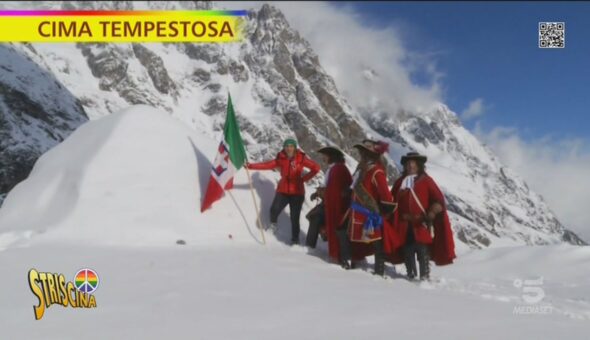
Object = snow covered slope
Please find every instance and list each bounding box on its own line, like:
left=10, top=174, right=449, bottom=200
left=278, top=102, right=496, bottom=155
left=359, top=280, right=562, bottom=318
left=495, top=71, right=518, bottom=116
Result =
left=1, top=244, right=589, bottom=339
left=0, top=106, right=279, bottom=249
left=0, top=107, right=588, bottom=339
left=0, top=1, right=584, bottom=249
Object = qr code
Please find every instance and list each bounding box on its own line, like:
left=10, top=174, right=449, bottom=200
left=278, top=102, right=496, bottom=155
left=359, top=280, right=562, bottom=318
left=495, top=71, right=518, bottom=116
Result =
left=539, top=22, right=565, bottom=48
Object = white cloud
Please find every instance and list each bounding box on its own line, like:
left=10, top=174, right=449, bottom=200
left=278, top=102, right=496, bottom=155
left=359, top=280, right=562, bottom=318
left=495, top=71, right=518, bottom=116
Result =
left=461, top=98, right=485, bottom=120
left=477, top=126, right=590, bottom=242
left=220, top=1, right=442, bottom=115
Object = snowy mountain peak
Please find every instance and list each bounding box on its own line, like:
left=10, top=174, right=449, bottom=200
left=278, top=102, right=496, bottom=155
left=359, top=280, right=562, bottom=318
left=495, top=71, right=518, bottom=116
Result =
left=0, top=1, right=585, bottom=248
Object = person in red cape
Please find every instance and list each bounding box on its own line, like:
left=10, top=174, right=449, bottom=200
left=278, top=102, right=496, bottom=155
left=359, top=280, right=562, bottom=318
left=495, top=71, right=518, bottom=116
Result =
left=390, top=152, right=456, bottom=280
left=338, top=140, right=398, bottom=276
left=309, top=146, right=352, bottom=262
left=246, top=138, right=320, bottom=245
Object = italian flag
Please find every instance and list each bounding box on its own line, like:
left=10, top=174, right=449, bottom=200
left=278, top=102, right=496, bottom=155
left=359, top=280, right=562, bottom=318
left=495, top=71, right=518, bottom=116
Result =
left=200, top=94, right=247, bottom=212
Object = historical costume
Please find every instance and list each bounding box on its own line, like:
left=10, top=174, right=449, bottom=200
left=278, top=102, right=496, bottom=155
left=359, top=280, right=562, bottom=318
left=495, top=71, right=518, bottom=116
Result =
left=390, top=152, right=456, bottom=280
left=307, top=146, right=353, bottom=262
left=339, top=140, right=398, bottom=276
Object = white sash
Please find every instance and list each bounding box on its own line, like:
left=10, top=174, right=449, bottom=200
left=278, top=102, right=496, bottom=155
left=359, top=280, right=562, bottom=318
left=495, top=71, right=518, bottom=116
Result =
left=409, top=186, right=435, bottom=238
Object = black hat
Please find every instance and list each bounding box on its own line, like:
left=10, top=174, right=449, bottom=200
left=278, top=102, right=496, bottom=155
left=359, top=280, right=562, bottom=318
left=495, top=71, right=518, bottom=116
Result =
left=400, top=152, right=427, bottom=165
left=317, top=146, right=344, bottom=159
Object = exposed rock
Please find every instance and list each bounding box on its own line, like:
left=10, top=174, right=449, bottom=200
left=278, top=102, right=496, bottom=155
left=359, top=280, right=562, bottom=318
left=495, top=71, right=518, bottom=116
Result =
left=202, top=95, right=225, bottom=116
left=132, top=44, right=176, bottom=96
left=405, top=117, right=446, bottom=146
left=228, top=60, right=249, bottom=82
left=205, top=83, right=222, bottom=93
left=192, top=68, right=211, bottom=83
left=273, top=42, right=296, bottom=84
left=0, top=45, right=87, bottom=203
left=79, top=43, right=129, bottom=91
left=184, top=43, right=221, bottom=64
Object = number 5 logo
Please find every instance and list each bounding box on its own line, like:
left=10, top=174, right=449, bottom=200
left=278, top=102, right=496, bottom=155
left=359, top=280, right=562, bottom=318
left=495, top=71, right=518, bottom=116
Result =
left=513, top=277, right=545, bottom=304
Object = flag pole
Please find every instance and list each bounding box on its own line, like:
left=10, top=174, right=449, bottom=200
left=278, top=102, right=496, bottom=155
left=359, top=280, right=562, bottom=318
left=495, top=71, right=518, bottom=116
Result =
left=224, top=88, right=265, bottom=244
left=244, top=164, right=266, bottom=245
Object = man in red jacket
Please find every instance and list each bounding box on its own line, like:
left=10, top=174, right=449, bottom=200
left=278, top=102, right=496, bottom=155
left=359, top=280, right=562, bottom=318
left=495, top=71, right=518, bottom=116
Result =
left=339, top=140, right=398, bottom=275
left=246, top=138, right=320, bottom=245
left=390, top=152, right=456, bottom=280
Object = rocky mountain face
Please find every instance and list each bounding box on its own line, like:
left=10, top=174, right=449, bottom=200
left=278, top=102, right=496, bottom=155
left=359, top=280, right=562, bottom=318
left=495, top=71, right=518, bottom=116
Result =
left=0, top=1, right=584, bottom=247
left=0, top=44, right=88, bottom=205
left=365, top=106, right=585, bottom=247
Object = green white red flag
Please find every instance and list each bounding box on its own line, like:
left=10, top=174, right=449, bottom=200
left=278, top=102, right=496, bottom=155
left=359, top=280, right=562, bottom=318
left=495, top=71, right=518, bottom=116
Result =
left=200, top=93, right=247, bottom=212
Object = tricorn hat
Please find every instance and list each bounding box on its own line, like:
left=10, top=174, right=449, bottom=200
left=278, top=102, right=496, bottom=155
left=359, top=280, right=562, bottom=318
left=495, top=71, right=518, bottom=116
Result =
left=353, top=139, right=389, bottom=155
left=400, top=151, right=427, bottom=165
left=317, top=146, right=345, bottom=159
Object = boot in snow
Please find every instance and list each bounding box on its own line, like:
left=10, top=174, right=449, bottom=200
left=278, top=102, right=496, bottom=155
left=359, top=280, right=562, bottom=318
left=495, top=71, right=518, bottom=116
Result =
left=403, top=245, right=417, bottom=280
left=373, top=261, right=385, bottom=276
left=417, top=244, right=431, bottom=281
left=340, top=259, right=352, bottom=270
left=373, top=240, right=385, bottom=276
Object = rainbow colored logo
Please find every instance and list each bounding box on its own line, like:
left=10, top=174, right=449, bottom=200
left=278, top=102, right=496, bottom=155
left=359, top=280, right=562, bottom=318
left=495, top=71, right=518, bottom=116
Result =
left=74, top=268, right=99, bottom=294
left=28, top=268, right=99, bottom=320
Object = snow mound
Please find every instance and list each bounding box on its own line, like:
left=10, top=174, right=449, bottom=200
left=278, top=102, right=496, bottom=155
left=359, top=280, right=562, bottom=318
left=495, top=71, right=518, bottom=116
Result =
left=0, top=105, right=276, bottom=248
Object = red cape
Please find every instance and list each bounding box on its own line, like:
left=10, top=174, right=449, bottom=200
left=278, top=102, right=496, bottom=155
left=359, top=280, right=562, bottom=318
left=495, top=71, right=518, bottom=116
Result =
left=323, top=162, right=352, bottom=261
left=388, top=174, right=456, bottom=266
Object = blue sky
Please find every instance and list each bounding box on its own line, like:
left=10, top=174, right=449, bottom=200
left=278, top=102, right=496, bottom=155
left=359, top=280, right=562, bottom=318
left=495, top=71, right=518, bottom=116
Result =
left=336, top=1, right=590, bottom=142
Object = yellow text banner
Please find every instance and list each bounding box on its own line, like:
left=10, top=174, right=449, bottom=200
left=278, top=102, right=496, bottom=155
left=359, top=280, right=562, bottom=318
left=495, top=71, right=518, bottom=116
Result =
left=0, top=10, right=247, bottom=42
